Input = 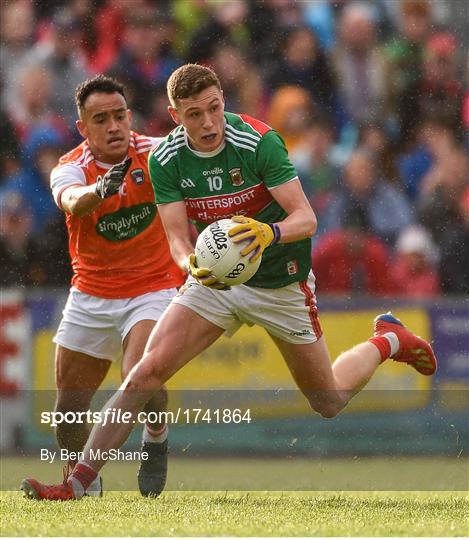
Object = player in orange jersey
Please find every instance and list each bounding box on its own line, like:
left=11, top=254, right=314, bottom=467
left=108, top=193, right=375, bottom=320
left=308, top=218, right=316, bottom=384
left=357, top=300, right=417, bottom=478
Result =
left=47, top=75, right=184, bottom=497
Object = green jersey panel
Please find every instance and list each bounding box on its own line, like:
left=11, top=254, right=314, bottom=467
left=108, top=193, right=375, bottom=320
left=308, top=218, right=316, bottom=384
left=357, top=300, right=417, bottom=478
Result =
left=149, top=112, right=311, bottom=288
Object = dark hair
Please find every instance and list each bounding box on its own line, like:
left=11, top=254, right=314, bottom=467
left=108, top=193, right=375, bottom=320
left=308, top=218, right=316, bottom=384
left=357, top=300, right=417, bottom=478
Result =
left=167, top=64, right=221, bottom=106
left=309, top=115, right=335, bottom=134
left=75, top=75, right=126, bottom=115
left=344, top=204, right=369, bottom=232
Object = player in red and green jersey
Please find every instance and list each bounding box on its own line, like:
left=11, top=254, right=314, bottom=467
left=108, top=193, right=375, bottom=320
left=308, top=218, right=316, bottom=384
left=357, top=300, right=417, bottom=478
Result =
left=148, top=111, right=311, bottom=289
left=21, top=64, right=437, bottom=501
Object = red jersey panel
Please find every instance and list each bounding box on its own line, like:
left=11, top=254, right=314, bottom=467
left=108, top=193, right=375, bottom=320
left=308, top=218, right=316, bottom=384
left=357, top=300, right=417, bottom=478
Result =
left=52, top=131, right=184, bottom=298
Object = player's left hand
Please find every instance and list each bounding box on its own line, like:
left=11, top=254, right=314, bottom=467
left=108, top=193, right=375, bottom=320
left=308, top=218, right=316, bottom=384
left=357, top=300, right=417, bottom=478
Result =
left=228, top=216, right=278, bottom=262
left=95, top=157, right=132, bottom=198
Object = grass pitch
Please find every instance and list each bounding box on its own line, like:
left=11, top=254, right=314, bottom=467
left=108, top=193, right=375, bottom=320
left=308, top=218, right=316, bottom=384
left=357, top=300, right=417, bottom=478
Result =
left=1, top=457, right=468, bottom=536
left=2, top=491, right=468, bottom=537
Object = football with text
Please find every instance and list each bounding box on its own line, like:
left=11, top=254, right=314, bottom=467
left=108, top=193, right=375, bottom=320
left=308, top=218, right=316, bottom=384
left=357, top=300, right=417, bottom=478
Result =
left=195, top=219, right=261, bottom=285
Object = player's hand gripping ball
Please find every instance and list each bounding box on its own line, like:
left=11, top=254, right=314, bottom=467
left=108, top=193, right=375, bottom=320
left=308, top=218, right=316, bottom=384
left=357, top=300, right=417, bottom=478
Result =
left=187, top=253, right=230, bottom=290
left=194, top=219, right=262, bottom=286
left=95, top=157, right=132, bottom=198
left=228, top=215, right=276, bottom=262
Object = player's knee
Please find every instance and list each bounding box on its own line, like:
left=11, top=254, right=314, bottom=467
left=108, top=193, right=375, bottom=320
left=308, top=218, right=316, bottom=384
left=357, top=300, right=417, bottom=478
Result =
left=123, top=360, right=162, bottom=393
left=121, top=353, right=142, bottom=379
left=317, top=405, right=340, bottom=419
left=308, top=399, right=341, bottom=419
left=55, top=391, right=92, bottom=415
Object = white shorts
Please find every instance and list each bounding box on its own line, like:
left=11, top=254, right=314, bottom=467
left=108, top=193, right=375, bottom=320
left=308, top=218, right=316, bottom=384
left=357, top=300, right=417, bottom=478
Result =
left=54, top=287, right=177, bottom=361
left=172, top=272, right=322, bottom=344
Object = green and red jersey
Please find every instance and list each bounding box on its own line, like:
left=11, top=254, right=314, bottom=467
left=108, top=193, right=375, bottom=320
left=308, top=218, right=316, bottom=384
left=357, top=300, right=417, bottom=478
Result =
left=148, top=112, right=312, bottom=288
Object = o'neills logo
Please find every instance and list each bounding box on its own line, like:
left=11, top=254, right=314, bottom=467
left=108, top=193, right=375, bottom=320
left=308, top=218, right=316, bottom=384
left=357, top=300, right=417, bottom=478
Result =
left=209, top=221, right=228, bottom=250
left=96, top=203, right=156, bottom=241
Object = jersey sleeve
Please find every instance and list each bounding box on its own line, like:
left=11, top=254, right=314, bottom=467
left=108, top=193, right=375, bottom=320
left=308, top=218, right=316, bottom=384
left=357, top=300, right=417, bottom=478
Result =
left=255, top=129, right=298, bottom=189
left=50, top=163, right=87, bottom=208
left=148, top=147, right=183, bottom=204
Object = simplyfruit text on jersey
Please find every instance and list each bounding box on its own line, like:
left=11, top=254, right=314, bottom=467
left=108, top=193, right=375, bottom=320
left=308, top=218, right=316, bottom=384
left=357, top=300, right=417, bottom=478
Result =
left=50, top=131, right=184, bottom=298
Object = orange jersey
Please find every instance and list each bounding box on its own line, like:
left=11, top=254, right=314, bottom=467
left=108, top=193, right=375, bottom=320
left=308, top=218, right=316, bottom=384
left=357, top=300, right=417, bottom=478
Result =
left=50, top=131, right=184, bottom=298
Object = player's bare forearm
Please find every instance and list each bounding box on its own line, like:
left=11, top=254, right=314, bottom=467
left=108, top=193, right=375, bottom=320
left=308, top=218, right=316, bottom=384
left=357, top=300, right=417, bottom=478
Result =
left=61, top=185, right=102, bottom=217
left=170, top=236, right=196, bottom=273
left=276, top=207, right=317, bottom=243
left=269, top=179, right=317, bottom=243
left=157, top=201, right=194, bottom=272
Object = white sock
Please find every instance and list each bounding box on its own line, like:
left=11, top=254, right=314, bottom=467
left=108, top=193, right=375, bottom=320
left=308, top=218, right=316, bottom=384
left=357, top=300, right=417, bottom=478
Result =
left=143, top=423, right=168, bottom=444
left=69, top=477, right=85, bottom=498
left=86, top=475, right=102, bottom=495
left=382, top=332, right=400, bottom=356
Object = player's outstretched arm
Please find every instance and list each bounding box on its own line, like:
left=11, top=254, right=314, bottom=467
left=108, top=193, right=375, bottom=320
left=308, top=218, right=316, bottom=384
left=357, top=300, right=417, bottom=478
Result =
left=60, top=158, right=132, bottom=217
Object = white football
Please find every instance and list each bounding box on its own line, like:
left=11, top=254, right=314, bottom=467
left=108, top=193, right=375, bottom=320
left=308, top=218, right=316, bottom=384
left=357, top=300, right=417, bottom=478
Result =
left=195, top=219, right=262, bottom=286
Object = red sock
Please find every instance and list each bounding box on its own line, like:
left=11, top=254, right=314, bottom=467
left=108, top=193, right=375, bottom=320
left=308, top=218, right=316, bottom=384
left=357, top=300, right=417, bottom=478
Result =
left=368, top=336, right=391, bottom=363
left=71, top=462, right=97, bottom=491
left=146, top=423, right=167, bottom=438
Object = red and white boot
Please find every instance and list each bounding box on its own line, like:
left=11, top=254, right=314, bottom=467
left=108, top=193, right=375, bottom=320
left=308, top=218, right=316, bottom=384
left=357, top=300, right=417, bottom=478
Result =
left=372, top=312, right=437, bottom=375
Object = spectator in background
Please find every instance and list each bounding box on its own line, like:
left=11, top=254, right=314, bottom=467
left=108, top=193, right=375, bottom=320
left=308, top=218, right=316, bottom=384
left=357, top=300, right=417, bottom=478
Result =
left=303, top=0, right=397, bottom=51
left=0, top=191, right=35, bottom=287
left=267, top=86, right=314, bottom=153
left=358, top=122, right=400, bottom=185
left=143, top=85, right=177, bottom=138
left=312, top=205, right=396, bottom=295
left=21, top=7, right=90, bottom=130
left=1, top=127, right=65, bottom=234
left=397, top=117, right=457, bottom=200
left=0, top=187, right=68, bottom=288
left=383, top=0, right=432, bottom=146
left=81, top=0, right=133, bottom=74
left=171, top=0, right=211, bottom=57
left=0, top=0, right=36, bottom=113
left=290, top=116, right=339, bottom=223
left=438, top=186, right=469, bottom=295
left=0, top=111, right=22, bottom=188
left=322, top=149, right=413, bottom=244
left=108, top=5, right=181, bottom=117
left=332, top=2, right=386, bottom=126
left=418, top=122, right=462, bottom=198
left=393, top=225, right=440, bottom=297
left=247, top=0, right=304, bottom=76
left=418, top=146, right=468, bottom=245
left=6, top=64, right=71, bottom=144
left=464, top=53, right=469, bottom=144
left=186, top=0, right=249, bottom=64
left=302, top=0, right=339, bottom=51
left=268, top=26, right=337, bottom=118
left=210, top=42, right=266, bottom=118
left=27, top=210, right=71, bottom=288
left=419, top=32, right=464, bottom=137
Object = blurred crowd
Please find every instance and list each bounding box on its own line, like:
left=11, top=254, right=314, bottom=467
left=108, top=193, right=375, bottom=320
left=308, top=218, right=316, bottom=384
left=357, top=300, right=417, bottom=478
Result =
left=1, top=0, right=468, bottom=297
